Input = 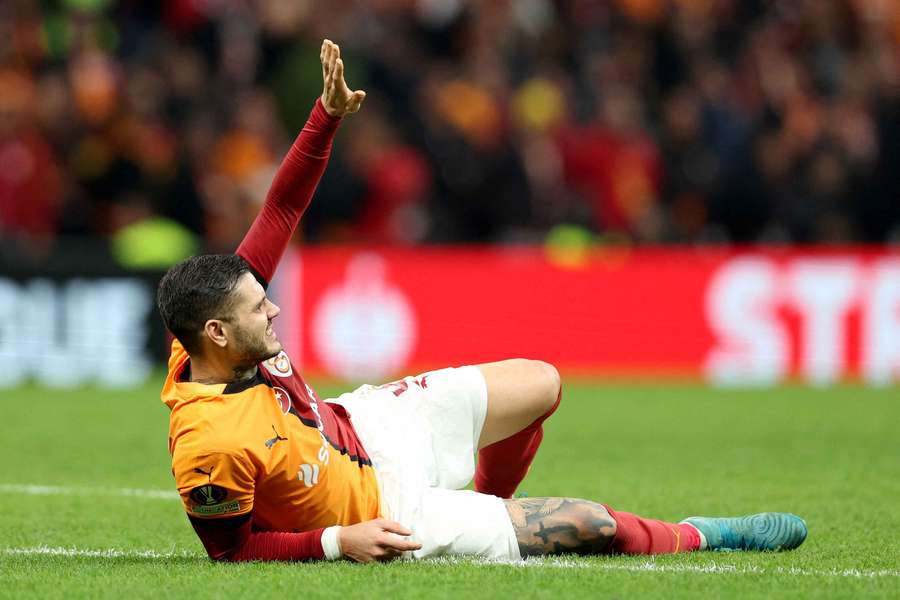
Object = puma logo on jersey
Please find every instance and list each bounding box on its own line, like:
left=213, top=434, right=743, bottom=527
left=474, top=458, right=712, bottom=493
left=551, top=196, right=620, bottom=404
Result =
left=193, top=467, right=213, bottom=482
left=265, top=425, right=288, bottom=449
left=298, top=463, right=320, bottom=488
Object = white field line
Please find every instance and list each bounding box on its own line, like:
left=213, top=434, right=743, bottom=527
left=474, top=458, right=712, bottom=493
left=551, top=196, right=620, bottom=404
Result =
left=2, top=547, right=898, bottom=579
left=441, top=556, right=900, bottom=579
left=1, top=546, right=199, bottom=559
left=0, top=483, right=177, bottom=500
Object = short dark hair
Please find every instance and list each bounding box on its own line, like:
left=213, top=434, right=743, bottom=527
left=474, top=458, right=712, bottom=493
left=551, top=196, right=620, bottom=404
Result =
left=157, top=254, right=253, bottom=355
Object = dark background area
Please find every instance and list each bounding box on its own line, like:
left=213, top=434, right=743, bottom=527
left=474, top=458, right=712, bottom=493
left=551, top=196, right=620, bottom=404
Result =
left=1, top=0, right=898, bottom=271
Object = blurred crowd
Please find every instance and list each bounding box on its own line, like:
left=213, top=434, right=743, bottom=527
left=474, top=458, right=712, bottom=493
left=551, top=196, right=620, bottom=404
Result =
left=1, top=0, right=898, bottom=266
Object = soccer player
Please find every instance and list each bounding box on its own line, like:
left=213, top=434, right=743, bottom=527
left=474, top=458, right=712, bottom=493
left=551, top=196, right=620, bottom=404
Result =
left=156, top=40, right=807, bottom=563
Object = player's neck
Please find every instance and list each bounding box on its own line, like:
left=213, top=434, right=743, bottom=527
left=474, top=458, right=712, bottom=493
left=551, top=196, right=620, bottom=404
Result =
left=189, top=353, right=258, bottom=386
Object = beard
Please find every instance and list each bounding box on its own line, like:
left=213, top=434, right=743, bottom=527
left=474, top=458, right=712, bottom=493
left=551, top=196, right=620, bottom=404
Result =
left=231, top=323, right=282, bottom=367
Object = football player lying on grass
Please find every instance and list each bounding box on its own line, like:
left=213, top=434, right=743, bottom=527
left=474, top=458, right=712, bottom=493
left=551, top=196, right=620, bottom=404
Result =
left=156, top=39, right=807, bottom=562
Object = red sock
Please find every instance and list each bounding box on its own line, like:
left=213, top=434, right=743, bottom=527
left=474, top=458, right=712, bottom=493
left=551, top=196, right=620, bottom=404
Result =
left=604, top=505, right=701, bottom=554
left=474, top=391, right=560, bottom=498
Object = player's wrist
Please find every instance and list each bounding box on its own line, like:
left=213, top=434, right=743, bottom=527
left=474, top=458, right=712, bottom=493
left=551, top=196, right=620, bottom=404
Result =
left=321, top=525, right=343, bottom=560
left=318, top=95, right=345, bottom=119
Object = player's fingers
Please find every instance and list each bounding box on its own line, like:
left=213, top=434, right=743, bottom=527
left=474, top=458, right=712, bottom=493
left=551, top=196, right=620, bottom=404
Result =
left=384, top=537, right=422, bottom=552
left=346, top=92, right=363, bottom=113
left=334, top=58, right=344, bottom=85
left=328, top=43, right=338, bottom=71
left=375, top=530, right=419, bottom=554
left=379, top=520, right=413, bottom=536
left=327, top=42, right=337, bottom=73
left=322, top=40, right=333, bottom=74
left=348, top=90, right=366, bottom=112
left=325, top=52, right=337, bottom=85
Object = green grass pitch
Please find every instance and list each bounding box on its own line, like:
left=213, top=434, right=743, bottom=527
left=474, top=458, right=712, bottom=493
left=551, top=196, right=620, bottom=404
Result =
left=1, top=377, right=898, bottom=598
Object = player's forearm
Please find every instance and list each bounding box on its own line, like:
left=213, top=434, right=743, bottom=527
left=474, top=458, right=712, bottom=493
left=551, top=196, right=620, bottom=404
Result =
left=190, top=513, right=341, bottom=562
left=265, top=98, right=341, bottom=211
left=235, top=98, right=341, bottom=283
left=226, top=528, right=329, bottom=562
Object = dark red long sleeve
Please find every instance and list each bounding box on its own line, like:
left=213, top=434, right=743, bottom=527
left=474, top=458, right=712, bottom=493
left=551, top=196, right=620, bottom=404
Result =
left=236, top=98, right=341, bottom=283
left=190, top=514, right=326, bottom=561
left=230, top=530, right=326, bottom=562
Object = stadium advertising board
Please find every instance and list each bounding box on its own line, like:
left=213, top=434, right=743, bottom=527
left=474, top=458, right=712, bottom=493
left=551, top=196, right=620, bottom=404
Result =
left=0, top=274, right=163, bottom=388
left=278, top=247, right=900, bottom=387
left=5, top=248, right=896, bottom=389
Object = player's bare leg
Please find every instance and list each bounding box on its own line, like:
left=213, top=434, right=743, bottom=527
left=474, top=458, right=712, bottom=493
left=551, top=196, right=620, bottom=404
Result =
left=476, top=359, right=560, bottom=448
left=473, top=360, right=561, bottom=498
left=503, top=498, right=807, bottom=556
left=505, top=498, right=617, bottom=556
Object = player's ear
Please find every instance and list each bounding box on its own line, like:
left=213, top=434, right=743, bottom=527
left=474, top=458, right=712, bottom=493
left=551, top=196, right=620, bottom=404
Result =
left=204, top=319, right=229, bottom=349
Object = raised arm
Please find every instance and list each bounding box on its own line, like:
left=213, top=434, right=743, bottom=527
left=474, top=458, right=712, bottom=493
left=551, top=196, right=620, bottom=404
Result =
left=236, top=39, right=366, bottom=284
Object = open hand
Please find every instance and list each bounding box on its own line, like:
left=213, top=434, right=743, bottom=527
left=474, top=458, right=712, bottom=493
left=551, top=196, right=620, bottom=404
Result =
left=320, top=39, right=366, bottom=117
left=338, top=518, right=422, bottom=563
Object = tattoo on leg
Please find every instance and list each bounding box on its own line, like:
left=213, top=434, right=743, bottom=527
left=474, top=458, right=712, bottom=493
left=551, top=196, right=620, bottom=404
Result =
left=504, top=497, right=617, bottom=557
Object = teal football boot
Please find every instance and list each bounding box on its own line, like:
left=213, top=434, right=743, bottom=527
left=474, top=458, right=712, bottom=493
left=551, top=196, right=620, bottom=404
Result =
left=681, top=512, right=807, bottom=551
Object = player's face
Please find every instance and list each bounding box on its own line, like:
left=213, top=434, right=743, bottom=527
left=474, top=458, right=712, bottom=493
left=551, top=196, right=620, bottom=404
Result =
left=226, top=272, right=282, bottom=365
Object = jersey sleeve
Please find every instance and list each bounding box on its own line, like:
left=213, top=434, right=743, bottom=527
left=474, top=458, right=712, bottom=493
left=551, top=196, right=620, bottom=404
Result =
left=236, top=98, right=341, bottom=284
left=189, top=514, right=329, bottom=562
left=173, top=450, right=256, bottom=519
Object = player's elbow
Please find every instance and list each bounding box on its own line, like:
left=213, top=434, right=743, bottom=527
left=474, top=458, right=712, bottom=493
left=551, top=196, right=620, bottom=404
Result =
left=206, top=547, right=238, bottom=562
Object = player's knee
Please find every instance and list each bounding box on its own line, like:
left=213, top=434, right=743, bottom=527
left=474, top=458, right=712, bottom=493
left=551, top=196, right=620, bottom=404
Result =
left=600, top=509, right=617, bottom=541
left=578, top=502, right=617, bottom=551
left=534, top=360, right=561, bottom=413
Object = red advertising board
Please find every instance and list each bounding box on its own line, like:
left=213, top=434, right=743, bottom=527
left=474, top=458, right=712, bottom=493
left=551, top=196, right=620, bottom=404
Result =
left=271, top=246, right=900, bottom=386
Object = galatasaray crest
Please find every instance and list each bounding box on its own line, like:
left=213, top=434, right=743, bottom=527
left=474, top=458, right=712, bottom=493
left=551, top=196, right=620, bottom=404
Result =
left=263, top=351, right=293, bottom=378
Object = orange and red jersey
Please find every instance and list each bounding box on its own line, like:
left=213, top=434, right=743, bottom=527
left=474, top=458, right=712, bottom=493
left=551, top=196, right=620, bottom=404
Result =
left=162, top=339, right=381, bottom=533
left=160, top=100, right=381, bottom=561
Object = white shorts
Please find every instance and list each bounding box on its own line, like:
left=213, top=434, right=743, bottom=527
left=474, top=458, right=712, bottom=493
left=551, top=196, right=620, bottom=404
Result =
left=327, top=366, right=521, bottom=561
